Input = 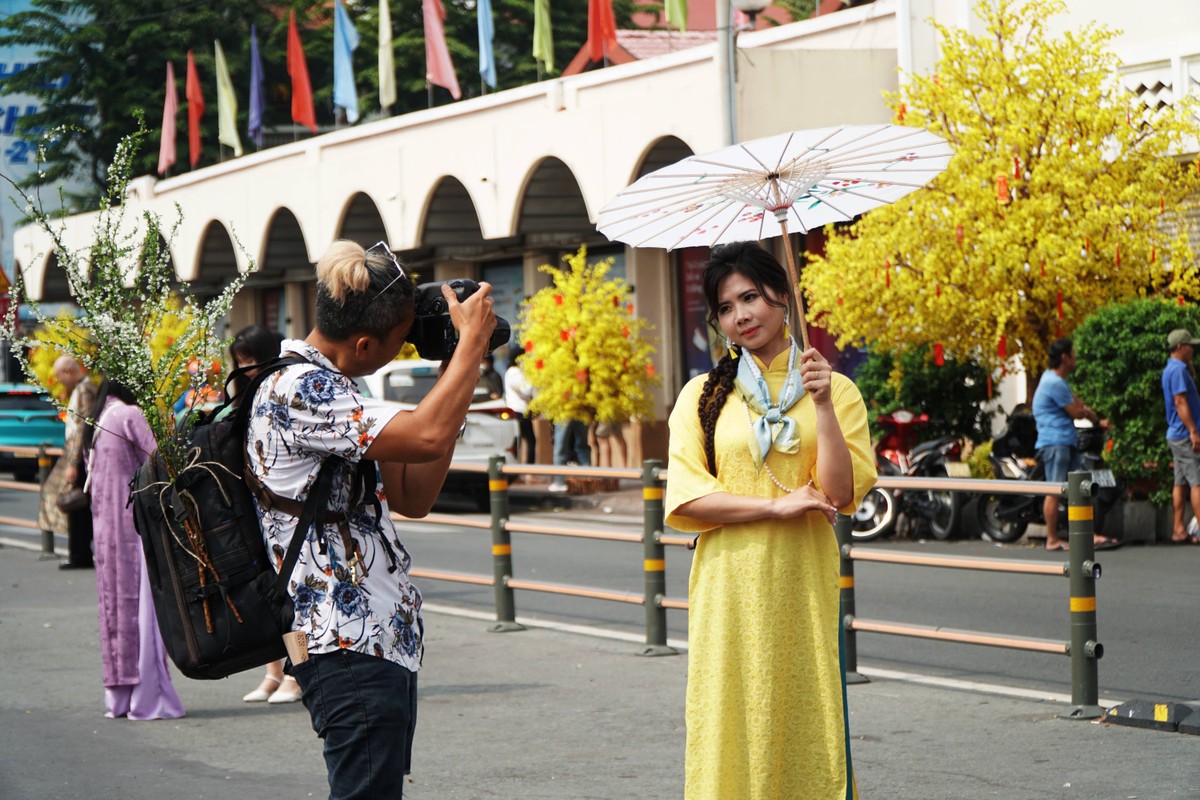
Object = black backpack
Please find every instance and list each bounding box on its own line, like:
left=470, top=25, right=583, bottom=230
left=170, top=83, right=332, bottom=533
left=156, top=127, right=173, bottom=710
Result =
left=131, top=356, right=338, bottom=680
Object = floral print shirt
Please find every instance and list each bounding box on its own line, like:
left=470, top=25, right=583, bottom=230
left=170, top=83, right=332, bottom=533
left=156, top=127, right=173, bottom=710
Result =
left=246, top=339, right=423, bottom=671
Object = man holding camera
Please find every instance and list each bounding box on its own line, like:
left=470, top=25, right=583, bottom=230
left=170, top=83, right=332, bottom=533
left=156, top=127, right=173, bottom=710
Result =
left=246, top=240, right=496, bottom=799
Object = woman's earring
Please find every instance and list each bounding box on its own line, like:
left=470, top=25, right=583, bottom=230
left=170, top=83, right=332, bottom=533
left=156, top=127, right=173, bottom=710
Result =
left=783, top=310, right=791, bottom=340
left=724, top=337, right=738, bottom=359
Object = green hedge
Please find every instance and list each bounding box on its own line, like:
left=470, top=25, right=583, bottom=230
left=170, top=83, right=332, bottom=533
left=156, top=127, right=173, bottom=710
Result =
left=854, top=344, right=993, bottom=443
left=1073, top=299, right=1200, bottom=504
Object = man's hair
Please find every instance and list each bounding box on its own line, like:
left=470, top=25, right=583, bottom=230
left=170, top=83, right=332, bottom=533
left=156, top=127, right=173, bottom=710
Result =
left=1047, top=337, right=1074, bottom=369
left=314, top=240, right=416, bottom=341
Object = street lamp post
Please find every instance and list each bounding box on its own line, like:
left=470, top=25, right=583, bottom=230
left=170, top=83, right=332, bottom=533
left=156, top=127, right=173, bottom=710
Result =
left=718, top=0, right=771, bottom=146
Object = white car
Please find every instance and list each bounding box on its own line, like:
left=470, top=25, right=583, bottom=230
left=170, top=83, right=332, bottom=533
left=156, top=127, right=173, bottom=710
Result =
left=360, top=359, right=519, bottom=507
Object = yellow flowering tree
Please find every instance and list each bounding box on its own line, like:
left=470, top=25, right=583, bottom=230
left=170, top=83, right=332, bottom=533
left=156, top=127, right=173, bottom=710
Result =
left=802, top=0, right=1200, bottom=378
left=519, top=246, right=659, bottom=424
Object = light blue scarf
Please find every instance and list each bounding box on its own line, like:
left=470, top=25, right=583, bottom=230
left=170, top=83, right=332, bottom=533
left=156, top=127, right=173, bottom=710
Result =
left=734, top=341, right=804, bottom=471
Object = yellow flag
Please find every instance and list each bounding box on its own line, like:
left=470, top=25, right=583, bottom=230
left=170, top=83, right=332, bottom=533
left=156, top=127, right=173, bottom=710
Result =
left=214, top=40, right=243, bottom=157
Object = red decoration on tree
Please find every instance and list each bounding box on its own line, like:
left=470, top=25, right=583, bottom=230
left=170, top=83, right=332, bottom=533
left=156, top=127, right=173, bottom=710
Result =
left=612, top=295, right=620, bottom=307
left=1056, top=291, right=1064, bottom=320
left=955, top=225, right=964, bottom=246
left=622, top=324, right=630, bottom=338
left=1151, top=245, right=1157, bottom=264
left=1161, top=196, right=1166, bottom=214
left=554, top=294, right=563, bottom=305
left=896, top=102, right=906, bottom=122
left=575, top=369, right=588, bottom=383
left=837, top=295, right=844, bottom=306
left=524, top=340, right=534, bottom=353
left=535, top=359, right=544, bottom=369
left=1040, top=260, right=1046, bottom=277
left=936, top=284, right=941, bottom=298
left=560, top=330, right=569, bottom=341
left=986, top=374, right=993, bottom=400
left=997, top=334, right=1007, bottom=359
left=1179, top=296, right=1186, bottom=306
left=1013, top=156, right=1021, bottom=179
left=996, top=175, right=1010, bottom=203
left=934, top=343, right=944, bottom=366
left=1115, top=244, right=1121, bottom=267
left=626, top=302, right=634, bottom=315
left=646, top=363, right=656, bottom=378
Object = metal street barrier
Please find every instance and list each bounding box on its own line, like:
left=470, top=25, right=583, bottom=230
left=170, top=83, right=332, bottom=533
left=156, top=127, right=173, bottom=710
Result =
left=3, top=445, right=1103, bottom=713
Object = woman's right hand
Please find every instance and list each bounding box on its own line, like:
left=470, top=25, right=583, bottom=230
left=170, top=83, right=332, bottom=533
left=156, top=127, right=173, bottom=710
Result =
left=771, top=483, right=837, bottom=526
left=443, top=282, right=497, bottom=354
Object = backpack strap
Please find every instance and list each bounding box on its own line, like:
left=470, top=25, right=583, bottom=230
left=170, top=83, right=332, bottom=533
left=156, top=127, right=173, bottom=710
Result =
left=273, top=456, right=339, bottom=598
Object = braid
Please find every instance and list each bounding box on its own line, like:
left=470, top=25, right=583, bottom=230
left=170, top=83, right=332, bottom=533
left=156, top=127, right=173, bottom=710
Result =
left=697, top=348, right=741, bottom=475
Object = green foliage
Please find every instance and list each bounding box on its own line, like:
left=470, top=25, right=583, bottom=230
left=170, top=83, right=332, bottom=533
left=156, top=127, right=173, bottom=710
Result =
left=854, top=344, right=992, bottom=443
left=1073, top=299, right=1200, bottom=503
left=965, top=438, right=994, bottom=480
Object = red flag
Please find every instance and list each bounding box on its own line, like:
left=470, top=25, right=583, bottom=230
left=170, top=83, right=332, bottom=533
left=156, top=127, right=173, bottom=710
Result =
left=185, top=51, right=204, bottom=167
left=587, top=0, right=618, bottom=62
left=288, top=11, right=318, bottom=133
left=157, top=62, right=178, bottom=176
left=423, top=0, right=462, bottom=99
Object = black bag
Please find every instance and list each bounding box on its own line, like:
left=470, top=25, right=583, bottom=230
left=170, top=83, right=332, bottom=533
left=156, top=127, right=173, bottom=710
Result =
left=131, top=356, right=338, bottom=680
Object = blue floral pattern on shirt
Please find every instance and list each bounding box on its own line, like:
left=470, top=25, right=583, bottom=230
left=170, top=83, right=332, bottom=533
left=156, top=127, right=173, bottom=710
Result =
left=246, top=339, right=423, bottom=671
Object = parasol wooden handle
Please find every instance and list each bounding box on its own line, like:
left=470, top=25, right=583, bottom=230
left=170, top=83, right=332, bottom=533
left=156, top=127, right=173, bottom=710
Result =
left=775, top=215, right=810, bottom=351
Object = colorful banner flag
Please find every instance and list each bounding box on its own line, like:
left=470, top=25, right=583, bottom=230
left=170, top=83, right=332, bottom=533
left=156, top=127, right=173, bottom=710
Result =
left=157, top=61, right=177, bottom=176
left=214, top=40, right=243, bottom=157
left=423, top=0, right=461, bottom=99
left=378, top=0, right=396, bottom=108
left=288, top=10, right=318, bottom=133
left=185, top=50, right=205, bottom=167
left=478, top=0, right=496, bottom=89
left=248, top=24, right=265, bottom=147
left=587, top=0, right=618, bottom=62
left=665, top=0, right=687, bottom=32
left=532, top=0, right=554, bottom=73
left=333, top=0, right=361, bottom=123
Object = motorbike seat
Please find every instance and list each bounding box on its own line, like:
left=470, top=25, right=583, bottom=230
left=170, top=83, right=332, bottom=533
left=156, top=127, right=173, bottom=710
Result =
left=910, top=436, right=956, bottom=459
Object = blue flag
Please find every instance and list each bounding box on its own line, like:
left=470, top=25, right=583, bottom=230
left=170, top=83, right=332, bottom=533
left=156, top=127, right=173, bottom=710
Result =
left=248, top=24, right=265, bottom=147
left=478, top=0, right=496, bottom=89
left=333, top=0, right=361, bottom=123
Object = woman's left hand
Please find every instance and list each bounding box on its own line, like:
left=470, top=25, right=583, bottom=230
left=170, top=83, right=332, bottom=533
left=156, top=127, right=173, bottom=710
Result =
left=800, top=348, right=833, bottom=405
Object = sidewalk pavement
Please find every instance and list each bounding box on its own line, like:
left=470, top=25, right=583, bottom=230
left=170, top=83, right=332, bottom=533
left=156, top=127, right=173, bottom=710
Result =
left=2, top=543, right=1197, bottom=800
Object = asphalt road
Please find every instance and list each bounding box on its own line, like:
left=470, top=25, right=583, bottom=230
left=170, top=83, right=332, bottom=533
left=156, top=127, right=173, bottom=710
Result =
left=5, top=482, right=1197, bottom=705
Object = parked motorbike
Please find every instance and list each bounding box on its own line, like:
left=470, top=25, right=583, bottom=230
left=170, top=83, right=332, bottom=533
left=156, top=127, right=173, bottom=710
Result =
left=850, top=410, right=965, bottom=541
left=976, top=409, right=1121, bottom=543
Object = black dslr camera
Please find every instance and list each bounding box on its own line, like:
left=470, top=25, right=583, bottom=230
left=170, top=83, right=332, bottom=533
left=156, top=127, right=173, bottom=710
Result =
left=406, top=279, right=511, bottom=360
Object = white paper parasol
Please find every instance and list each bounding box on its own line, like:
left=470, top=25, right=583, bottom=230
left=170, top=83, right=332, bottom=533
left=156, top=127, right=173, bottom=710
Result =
left=596, top=124, right=953, bottom=347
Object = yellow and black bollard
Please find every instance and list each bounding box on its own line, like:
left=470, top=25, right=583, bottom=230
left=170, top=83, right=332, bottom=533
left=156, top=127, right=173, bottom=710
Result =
left=37, top=444, right=56, bottom=559
left=835, top=513, right=868, bottom=684
left=487, top=455, right=524, bottom=633
left=1062, top=470, right=1103, bottom=720
left=639, top=459, right=676, bottom=656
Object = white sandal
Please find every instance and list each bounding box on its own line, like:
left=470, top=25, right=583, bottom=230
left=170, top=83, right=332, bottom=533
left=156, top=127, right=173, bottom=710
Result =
left=242, top=674, right=282, bottom=703
left=267, top=675, right=303, bottom=704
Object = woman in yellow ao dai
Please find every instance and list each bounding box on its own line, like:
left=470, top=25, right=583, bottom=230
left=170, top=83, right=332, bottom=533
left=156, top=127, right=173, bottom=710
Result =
left=665, top=242, right=876, bottom=800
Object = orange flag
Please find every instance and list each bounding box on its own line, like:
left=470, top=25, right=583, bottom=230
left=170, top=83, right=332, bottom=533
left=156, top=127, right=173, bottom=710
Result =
left=288, top=10, right=318, bottom=132
left=587, top=0, right=618, bottom=62
left=185, top=51, right=205, bottom=167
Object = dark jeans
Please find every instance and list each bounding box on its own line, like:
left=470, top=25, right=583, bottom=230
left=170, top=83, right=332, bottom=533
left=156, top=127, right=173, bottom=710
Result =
left=291, top=650, right=418, bottom=800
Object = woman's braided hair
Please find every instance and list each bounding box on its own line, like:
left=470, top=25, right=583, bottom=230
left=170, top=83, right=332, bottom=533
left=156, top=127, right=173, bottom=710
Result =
left=697, top=241, right=792, bottom=476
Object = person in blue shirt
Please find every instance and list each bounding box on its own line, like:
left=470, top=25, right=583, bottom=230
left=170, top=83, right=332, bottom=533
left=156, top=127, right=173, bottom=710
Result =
left=1032, top=338, right=1117, bottom=551
left=1161, top=328, right=1200, bottom=544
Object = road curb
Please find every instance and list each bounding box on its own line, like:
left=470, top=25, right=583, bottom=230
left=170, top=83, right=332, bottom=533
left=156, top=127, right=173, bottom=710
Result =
left=1104, top=699, right=1200, bottom=734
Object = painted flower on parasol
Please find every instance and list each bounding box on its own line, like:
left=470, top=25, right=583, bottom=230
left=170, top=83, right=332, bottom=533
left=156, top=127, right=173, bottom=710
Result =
left=596, top=124, right=953, bottom=346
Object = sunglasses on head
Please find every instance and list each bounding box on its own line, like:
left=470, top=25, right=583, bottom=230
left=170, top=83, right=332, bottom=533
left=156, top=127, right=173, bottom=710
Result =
left=366, top=241, right=407, bottom=298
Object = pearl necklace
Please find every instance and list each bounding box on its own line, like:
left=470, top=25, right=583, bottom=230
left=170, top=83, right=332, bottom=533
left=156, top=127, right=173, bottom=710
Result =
left=743, top=401, right=804, bottom=494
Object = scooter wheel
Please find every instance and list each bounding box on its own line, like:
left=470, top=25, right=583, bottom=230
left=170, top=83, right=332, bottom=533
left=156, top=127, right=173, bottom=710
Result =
left=976, top=494, right=1029, bottom=543
left=850, top=487, right=897, bottom=541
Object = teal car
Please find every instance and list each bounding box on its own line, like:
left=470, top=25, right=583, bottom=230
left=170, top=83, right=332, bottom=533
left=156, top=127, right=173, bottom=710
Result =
left=0, top=383, right=66, bottom=481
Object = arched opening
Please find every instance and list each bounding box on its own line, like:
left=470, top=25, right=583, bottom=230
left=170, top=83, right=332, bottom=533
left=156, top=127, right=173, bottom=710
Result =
left=515, top=158, right=596, bottom=248
left=337, top=192, right=390, bottom=246
left=192, top=221, right=241, bottom=297
left=253, top=207, right=311, bottom=336
left=419, top=177, right=486, bottom=254
left=259, top=207, right=310, bottom=277
left=634, top=135, right=694, bottom=181
left=38, top=251, right=75, bottom=303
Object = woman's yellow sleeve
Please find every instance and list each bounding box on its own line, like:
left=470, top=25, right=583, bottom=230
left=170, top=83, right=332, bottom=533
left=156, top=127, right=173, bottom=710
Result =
left=664, top=377, right=726, bottom=534
left=832, top=374, right=878, bottom=515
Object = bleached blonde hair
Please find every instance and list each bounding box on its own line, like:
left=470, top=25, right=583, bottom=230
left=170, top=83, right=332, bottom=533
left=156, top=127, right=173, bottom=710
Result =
left=314, top=239, right=415, bottom=340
